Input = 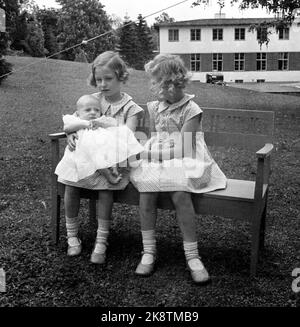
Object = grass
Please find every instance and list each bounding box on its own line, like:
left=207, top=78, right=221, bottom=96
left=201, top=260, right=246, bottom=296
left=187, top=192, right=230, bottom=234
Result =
left=0, top=55, right=299, bottom=307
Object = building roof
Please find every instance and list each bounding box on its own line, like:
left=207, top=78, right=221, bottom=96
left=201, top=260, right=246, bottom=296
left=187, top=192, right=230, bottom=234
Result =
left=157, top=17, right=276, bottom=27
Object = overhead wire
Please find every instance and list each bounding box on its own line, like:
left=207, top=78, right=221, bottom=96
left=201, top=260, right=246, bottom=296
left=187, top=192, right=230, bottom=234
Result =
left=0, top=0, right=190, bottom=79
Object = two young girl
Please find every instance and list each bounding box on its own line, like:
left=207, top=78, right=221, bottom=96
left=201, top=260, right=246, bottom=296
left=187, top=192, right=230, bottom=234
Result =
left=57, top=51, right=226, bottom=284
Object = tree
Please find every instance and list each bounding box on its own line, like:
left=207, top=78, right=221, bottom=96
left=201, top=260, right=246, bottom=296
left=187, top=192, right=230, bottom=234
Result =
left=0, top=31, right=12, bottom=85
left=25, top=15, right=45, bottom=57
left=36, top=8, right=60, bottom=57
left=0, top=1, right=45, bottom=56
left=116, top=16, right=139, bottom=68
left=0, top=0, right=20, bottom=46
left=135, top=14, right=154, bottom=70
left=154, top=12, right=175, bottom=24
left=56, top=0, right=115, bottom=62
left=192, top=0, right=300, bottom=44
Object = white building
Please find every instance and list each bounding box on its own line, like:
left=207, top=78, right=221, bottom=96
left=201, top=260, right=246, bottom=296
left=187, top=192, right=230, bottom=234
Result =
left=156, top=12, right=300, bottom=83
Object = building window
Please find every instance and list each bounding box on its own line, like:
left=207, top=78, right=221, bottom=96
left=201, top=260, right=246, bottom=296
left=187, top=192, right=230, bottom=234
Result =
left=190, top=54, right=201, bottom=71
left=278, top=28, right=289, bottom=40
left=234, top=28, right=245, bottom=40
left=168, top=29, right=179, bottom=42
left=256, top=53, right=267, bottom=70
left=234, top=53, right=245, bottom=71
left=191, top=29, right=201, bottom=41
left=212, top=53, right=223, bottom=71
left=278, top=52, right=289, bottom=70
left=213, top=28, right=223, bottom=40
left=257, top=27, right=268, bottom=42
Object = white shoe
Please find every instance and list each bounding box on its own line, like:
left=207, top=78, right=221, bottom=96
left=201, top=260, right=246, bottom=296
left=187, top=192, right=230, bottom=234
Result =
left=67, top=237, right=82, bottom=256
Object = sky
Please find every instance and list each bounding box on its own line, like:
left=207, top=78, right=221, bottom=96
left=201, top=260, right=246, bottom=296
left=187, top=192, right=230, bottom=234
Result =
left=34, top=0, right=274, bottom=24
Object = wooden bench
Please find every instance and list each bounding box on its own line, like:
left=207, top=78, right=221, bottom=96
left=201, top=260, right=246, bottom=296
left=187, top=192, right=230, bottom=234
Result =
left=49, top=104, right=274, bottom=277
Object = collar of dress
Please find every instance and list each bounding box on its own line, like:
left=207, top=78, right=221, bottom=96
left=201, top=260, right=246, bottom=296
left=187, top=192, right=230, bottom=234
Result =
left=101, top=92, right=133, bottom=117
left=157, top=94, right=195, bottom=113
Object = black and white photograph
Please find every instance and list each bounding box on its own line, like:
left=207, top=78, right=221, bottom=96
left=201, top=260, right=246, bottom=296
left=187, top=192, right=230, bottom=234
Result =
left=0, top=0, right=299, bottom=318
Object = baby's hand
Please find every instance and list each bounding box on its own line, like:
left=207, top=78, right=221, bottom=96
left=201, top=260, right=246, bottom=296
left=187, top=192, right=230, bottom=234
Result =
left=89, top=120, right=102, bottom=130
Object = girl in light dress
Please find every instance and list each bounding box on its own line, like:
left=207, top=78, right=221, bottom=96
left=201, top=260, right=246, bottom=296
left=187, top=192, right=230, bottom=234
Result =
left=130, top=54, right=227, bottom=284
left=57, top=51, right=144, bottom=264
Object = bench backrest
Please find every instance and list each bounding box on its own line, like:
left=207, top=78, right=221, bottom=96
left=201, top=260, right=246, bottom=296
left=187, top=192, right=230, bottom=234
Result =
left=136, top=104, right=274, bottom=151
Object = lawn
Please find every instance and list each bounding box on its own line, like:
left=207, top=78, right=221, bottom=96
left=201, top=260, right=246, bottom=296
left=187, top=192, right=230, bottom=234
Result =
left=0, top=55, right=299, bottom=307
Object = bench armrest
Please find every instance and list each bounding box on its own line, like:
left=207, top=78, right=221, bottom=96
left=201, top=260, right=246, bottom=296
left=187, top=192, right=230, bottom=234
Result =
left=254, top=143, right=273, bottom=201
left=256, top=143, right=273, bottom=159
left=49, top=132, right=66, bottom=140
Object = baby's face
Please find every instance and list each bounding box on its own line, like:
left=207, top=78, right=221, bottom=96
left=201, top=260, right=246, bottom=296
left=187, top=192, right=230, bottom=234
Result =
left=77, top=101, right=101, bottom=121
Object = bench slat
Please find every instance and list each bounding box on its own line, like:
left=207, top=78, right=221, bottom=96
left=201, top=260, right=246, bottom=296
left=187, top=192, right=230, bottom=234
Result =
left=202, top=107, right=274, bottom=135
left=204, top=132, right=273, bottom=150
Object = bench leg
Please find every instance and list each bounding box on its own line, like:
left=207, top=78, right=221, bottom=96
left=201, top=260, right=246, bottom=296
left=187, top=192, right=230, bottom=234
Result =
left=259, top=201, right=267, bottom=251
left=51, top=194, right=61, bottom=245
left=250, top=202, right=267, bottom=277
left=89, top=199, right=97, bottom=223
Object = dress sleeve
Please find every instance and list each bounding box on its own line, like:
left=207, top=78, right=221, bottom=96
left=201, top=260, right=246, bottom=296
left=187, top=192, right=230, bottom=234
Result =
left=63, top=114, right=81, bottom=128
left=62, top=114, right=83, bottom=125
left=125, top=101, right=144, bottom=120
left=182, top=101, right=203, bottom=124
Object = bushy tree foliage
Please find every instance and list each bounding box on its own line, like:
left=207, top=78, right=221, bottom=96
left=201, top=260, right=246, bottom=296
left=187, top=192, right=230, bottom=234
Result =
left=135, top=14, right=154, bottom=70
left=116, top=17, right=139, bottom=68
left=117, top=15, right=155, bottom=70
left=0, top=0, right=19, bottom=33
left=0, top=32, right=12, bottom=85
left=0, top=2, right=15, bottom=84
left=36, top=8, right=59, bottom=57
left=56, top=0, right=115, bottom=62
left=154, top=12, right=175, bottom=24
left=0, top=1, right=45, bottom=56
left=25, top=15, right=45, bottom=57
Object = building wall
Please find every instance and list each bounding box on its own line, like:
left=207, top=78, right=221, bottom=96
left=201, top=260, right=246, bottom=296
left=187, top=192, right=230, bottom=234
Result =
left=160, top=24, right=300, bottom=54
left=159, top=19, right=300, bottom=82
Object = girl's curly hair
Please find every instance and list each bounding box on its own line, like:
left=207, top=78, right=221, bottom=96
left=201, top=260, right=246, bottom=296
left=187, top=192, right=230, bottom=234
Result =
left=88, top=51, right=129, bottom=87
left=144, top=54, right=191, bottom=94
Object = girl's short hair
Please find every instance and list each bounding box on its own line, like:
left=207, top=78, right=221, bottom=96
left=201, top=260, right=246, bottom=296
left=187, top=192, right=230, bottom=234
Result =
left=145, top=54, right=191, bottom=92
left=88, top=51, right=129, bottom=87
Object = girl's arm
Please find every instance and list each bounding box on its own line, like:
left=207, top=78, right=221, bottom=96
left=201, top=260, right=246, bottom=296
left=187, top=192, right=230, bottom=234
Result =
left=141, top=113, right=202, bottom=161
left=63, top=115, right=90, bottom=134
left=126, top=114, right=139, bottom=132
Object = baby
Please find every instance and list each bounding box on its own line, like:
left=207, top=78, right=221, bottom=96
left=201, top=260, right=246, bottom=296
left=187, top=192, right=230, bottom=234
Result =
left=55, top=94, right=143, bottom=184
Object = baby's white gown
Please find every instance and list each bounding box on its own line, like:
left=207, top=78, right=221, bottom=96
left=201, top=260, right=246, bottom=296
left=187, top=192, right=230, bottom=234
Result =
left=55, top=115, right=144, bottom=182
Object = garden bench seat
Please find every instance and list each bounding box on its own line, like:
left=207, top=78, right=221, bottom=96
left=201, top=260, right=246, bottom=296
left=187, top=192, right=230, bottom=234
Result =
left=49, top=104, right=274, bottom=277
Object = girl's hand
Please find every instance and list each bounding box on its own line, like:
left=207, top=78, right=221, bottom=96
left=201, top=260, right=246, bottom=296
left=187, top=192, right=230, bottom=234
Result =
left=96, top=116, right=118, bottom=128
left=67, top=132, right=78, bottom=151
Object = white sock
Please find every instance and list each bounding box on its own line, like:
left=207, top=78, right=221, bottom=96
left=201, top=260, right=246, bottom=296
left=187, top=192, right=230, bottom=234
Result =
left=94, top=219, right=110, bottom=254
left=66, top=216, right=80, bottom=239
left=183, top=241, right=204, bottom=271
left=141, top=230, right=156, bottom=264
